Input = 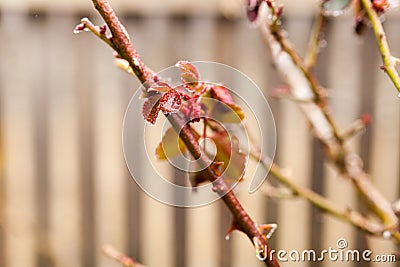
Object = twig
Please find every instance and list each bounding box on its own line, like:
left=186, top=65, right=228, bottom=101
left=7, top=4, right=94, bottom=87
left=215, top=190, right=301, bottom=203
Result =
left=80, top=0, right=280, bottom=265
left=262, top=183, right=295, bottom=199
left=250, top=150, right=383, bottom=235
left=91, top=0, right=154, bottom=85
left=304, top=8, right=328, bottom=70
left=360, top=0, right=400, bottom=93
left=74, top=18, right=114, bottom=48
left=103, top=245, right=145, bottom=267
left=258, top=2, right=399, bottom=237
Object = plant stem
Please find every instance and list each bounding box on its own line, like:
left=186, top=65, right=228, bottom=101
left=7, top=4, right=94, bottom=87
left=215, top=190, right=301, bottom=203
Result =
left=304, top=9, right=328, bottom=70
left=259, top=3, right=399, bottom=236
left=360, top=0, right=400, bottom=93
left=86, top=0, right=280, bottom=265
left=251, top=151, right=383, bottom=235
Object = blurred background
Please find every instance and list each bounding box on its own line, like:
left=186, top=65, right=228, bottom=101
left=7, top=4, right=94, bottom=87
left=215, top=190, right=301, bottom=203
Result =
left=0, top=0, right=399, bottom=266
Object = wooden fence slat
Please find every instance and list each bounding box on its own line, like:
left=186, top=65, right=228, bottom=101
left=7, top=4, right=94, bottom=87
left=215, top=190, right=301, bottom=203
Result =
left=75, top=14, right=97, bottom=267
left=1, top=13, right=36, bottom=267
left=47, top=14, right=82, bottom=267
left=31, top=14, right=51, bottom=267
left=136, top=16, right=174, bottom=267
left=275, top=17, right=313, bottom=267
left=184, top=16, right=219, bottom=267
left=93, top=39, right=127, bottom=267
left=322, top=17, right=361, bottom=267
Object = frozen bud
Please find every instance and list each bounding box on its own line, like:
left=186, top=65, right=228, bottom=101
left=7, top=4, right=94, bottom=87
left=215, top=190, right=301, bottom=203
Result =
left=73, top=23, right=86, bottom=34
left=99, top=24, right=107, bottom=35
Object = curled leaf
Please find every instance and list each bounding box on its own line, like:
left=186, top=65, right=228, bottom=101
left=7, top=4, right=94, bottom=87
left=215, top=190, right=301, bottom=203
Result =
left=142, top=95, right=161, bottom=124
left=159, top=89, right=182, bottom=113
left=155, top=127, right=187, bottom=160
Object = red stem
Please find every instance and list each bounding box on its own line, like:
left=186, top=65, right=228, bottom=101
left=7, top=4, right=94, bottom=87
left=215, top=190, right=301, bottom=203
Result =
left=90, top=0, right=280, bottom=266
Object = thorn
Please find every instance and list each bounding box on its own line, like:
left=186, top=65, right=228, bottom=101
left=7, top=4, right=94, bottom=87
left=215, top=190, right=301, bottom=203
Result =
left=342, top=114, right=372, bottom=140
left=258, top=223, right=278, bottom=239
left=360, top=113, right=372, bottom=126
left=225, top=219, right=242, bottom=241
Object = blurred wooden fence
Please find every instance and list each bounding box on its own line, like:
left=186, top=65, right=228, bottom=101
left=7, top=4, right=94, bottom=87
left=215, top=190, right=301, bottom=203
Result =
left=0, top=3, right=399, bottom=267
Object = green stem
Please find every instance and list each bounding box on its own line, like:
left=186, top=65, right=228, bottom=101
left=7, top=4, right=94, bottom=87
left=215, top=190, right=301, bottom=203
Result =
left=360, top=0, right=400, bottom=93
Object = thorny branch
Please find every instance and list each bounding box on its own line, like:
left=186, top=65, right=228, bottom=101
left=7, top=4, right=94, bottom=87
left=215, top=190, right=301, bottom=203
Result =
left=360, top=0, right=400, bottom=94
left=251, top=150, right=383, bottom=235
left=257, top=0, right=399, bottom=242
left=78, top=0, right=280, bottom=266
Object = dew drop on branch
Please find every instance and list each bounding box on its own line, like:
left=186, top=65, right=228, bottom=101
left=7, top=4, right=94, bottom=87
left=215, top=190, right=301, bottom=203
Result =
left=318, top=39, right=327, bottom=49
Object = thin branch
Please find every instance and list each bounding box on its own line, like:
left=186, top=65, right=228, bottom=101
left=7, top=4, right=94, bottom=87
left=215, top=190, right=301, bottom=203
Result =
left=261, top=183, right=295, bottom=199
left=81, top=0, right=280, bottom=265
left=304, top=9, right=328, bottom=70
left=250, top=150, right=383, bottom=235
left=258, top=2, right=399, bottom=236
left=91, top=0, right=153, bottom=85
left=103, top=245, right=145, bottom=267
left=360, top=0, right=400, bottom=93
left=75, top=18, right=114, bottom=48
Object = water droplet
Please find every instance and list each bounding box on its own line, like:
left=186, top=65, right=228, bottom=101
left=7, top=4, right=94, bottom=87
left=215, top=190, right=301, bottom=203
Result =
left=383, top=230, right=391, bottom=239
left=319, top=39, right=328, bottom=49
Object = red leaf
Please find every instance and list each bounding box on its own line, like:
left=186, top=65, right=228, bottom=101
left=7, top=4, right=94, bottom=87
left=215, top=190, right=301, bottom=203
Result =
left=142, top=95, right=161, bottom=124
left=176, top=61, right=200, bottom=91
left=210, top=84, right=234, bottom=104
left=159, top=89, right=182, bottom=113
left=148, top=81, right=172, bottom=93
